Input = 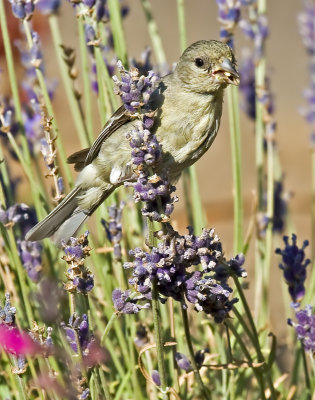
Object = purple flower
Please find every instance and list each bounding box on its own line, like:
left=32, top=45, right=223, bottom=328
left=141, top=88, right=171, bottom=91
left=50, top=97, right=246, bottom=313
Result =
left=36, top=0, right=61, bottom=15
left=288, top=304, right=315, bottom=352
left=62, top=314, right=93, bottom=356
left=130, top=48, right=153, bottom=76
left=239, top=12, right=268, bottom=62
left=275, top=234, right=310, bottom=302
left=0, top=294, right=16, bottom=326
left=112, top=289, right=149, bottom=314
left=0, top=203, right=30, bottom=226
left=151, top=370, right=161, bottom=386
left=18, top=240, right=42, bottom=283
left=238, top=51, right=256, bottom=120
left=63, top=232, right=94, bottom=294
left=102, top=202, right=124, bottom=260
left=175, top=352, right=192, bottom=372
left=273, top=180, right=288, bottom=233
left=113, top=61, right=159, bottom=113
left=298, top=0, right=315, bottom=56
left=216, top=0, right=241, bottom=48
left=9, top=0, right=35, bottom=20
left=125, top=227, right=242, bottom=322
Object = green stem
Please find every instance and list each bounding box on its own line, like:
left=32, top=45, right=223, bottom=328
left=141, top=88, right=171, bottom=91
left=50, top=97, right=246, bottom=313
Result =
left=181, top=304, right=211, bottom=399
left=225, top=322, right=266, bottom=400
left=78, top=17, right=95, bottom=144
left=301, top=343, right=311, bottom=400
left=48, top=14, right=90, bottom=148
left=107, top=0, right=128, bottom=65
left=0, top=0, right=32, bottom=168
left=176, top=0, right=187, bottom=52
left=23, top=20, right=74, bottom=186
left=232, top=276, right=276, bottom=398
left=101, top=312, right=119, bottom=344
left=140, top=0, right=167, bottom=66
left=7, top=229, right=34, bottom=326
left=9, top=355, right=27, bottom=400
left=312, top=150, right=315, bottom=261
left=189, top=166, right=206, bottom=234
left=151, top=279, right=168, bottom=399
left=227, top=85, right=243, bottom=254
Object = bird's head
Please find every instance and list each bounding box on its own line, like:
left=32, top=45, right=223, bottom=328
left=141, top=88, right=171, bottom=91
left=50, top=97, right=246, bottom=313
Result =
left=175, top=40, right=239, bottom=94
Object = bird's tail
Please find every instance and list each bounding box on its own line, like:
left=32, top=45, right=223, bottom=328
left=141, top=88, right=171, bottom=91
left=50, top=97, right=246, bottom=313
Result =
left=25, top=185, right=114, bottom=244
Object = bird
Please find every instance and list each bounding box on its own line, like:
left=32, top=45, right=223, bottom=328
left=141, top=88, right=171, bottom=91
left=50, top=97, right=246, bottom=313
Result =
left=25, top=40, right=239, bottom=244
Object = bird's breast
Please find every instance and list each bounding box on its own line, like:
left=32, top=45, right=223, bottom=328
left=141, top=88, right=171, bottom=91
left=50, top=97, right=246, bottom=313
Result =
left=156, top=91, right=223, bottom=171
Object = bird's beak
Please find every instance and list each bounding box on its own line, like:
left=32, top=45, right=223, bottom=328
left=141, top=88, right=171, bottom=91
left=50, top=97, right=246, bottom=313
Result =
left=212, top=58, right=240, bottom=86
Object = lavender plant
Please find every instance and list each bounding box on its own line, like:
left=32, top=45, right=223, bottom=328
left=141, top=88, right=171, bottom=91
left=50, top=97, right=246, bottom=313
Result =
left=0, top=1, right=313, bottom=399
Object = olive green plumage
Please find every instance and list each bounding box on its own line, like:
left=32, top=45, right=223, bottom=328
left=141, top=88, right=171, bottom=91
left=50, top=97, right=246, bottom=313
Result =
left=26, top=40, right=239, bottom=243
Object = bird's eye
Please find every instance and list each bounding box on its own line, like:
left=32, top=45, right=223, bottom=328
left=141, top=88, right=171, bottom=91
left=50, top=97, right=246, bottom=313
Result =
left=195, top=58, right=204, bottom=68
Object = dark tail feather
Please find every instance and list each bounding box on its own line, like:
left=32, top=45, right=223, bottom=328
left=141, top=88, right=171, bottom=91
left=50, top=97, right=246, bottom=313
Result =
left=25, top=186, right=82, bottom=242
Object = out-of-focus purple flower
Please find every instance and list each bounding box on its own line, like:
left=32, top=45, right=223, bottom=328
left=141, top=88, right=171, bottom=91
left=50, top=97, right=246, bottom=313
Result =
left=130, top=47, right=153, bottom=76
left=63, top=232, right=94, bottom=294
left=36, top=0, right=61, bottom=15
left=195, top=348, right=209, bottom=368
left=275, top=234, right=310, bottom=302
left=298, top=0, right=315, bottom=56
left=288, top=304, right=315, bottom=353
left=239, top=14, right=268, bottom=62
left=69, top=0, right=128, bottom=22
left=79, top=389, right=90, bottom=400
left=12, top=355, right=27, bottom=375
left=151, top=370, right=161, bottom=386
left=273, top=180, right=288, bottom=233
left=216, top=0, right=241, bottom=48
left=134, top=324, right=149, bottom=348
left=112, top=289, right=149, bottom=314
left=175, top=352, right=192, bottom=372
left=102, top=202, right=124, bottom=260
left=0, top=203, right=38, bottom=238
left=239, top=51, right=256, bottom=119
left=18, top=240, right=42, bottom=283
left=0, top=203, right=30, bottom=226
left=300, top=82, right=315, bottom=127
left=62, top=314, right=93, bottom=356
left=8, top=0, right=35, bottom=20
left=0, top=101, right=18, bottom=134
left=0, top=293, right=16, bottom=326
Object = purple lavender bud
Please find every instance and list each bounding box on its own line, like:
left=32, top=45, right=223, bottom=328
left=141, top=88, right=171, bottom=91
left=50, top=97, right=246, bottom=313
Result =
left=288, top=305, right=315, bottom=352
left=151, top=370, right=161, bottom=386
left=0, top=293, right=16, bottom=325
left=84, top=0, right=96, bottom=6
left=79, top=389, right=90, bottom=400
left=175, top=352, right=192, bottom=372
left=298, top=1, right=315, bottom=55
left=112, top=289, right=149, bottom=314
left=73, top=274, right=94, bottom=293
left=36, top=0, right=61, bottom=15
left=25, top=0, right=35, bottom=18
left=275, top=234, right=310, bottom=302
left=10, top=1, right=26, bottom=19
left=18, top=240, right=42, bottom=283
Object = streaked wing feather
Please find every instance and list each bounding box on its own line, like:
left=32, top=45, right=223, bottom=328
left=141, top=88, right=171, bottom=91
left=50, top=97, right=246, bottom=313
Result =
left=84, top=105, right=131, bottom=165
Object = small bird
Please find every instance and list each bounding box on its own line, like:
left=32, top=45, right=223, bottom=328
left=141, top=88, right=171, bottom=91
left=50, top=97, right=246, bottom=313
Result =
left=26, top=40, right=239, bottom=243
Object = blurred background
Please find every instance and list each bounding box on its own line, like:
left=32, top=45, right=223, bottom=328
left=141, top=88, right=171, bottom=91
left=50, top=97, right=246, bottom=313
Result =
left=0, top=0, right=311, bottom=338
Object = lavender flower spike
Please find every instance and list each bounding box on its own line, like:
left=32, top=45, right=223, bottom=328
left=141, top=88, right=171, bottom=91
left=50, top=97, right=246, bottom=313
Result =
left=288, top=304, right=315, bottom=353
left=275, top=234, right=310, bottom=302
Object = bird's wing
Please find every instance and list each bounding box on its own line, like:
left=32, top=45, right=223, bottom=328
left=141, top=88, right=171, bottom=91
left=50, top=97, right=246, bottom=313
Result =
left=67, top=105, right=132, bottom=170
